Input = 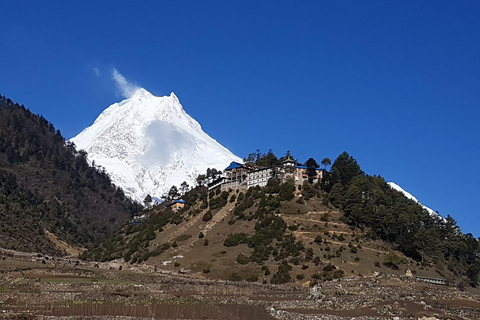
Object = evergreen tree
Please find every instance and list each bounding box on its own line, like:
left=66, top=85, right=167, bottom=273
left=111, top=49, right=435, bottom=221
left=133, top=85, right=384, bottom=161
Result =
left=144, top=194, right=152, bottom=207
left=304, top=157, right=319, bottom=180
left=330, top=152, right=364, bottom=186
left=321, top=157, right=332, bottom=170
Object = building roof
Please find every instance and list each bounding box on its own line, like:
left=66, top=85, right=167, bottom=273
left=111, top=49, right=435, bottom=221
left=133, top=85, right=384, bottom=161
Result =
left=296, top=166, right=322, bottom=170
left=282, top=155, right=297, bottom=164
left=168, top=199, right=185, bottom=206
left=225, top=161, right=244, bottom=170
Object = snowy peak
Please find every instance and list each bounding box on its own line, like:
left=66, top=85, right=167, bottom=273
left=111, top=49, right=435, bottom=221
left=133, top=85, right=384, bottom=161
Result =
left=71, top=89, right=242, bottom=202
left=387, top=182, right=443, bottom=220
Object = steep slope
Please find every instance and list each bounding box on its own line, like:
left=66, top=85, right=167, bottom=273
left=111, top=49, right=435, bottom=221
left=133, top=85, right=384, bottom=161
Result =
left=71, top=89, right=242, bottom=202
left=0, top=94, right=141, bottom=255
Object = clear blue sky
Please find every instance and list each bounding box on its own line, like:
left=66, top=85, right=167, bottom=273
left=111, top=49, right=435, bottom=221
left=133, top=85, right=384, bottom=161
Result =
left=2, top=1, right=479, bottom=236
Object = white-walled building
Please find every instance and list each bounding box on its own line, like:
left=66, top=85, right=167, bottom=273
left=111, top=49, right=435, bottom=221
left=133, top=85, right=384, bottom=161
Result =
left=247, top=168, right=273, bottom=188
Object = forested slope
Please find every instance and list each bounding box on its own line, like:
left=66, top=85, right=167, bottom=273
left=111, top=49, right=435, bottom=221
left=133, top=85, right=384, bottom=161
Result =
left=0, top=95, right=141, bottom=255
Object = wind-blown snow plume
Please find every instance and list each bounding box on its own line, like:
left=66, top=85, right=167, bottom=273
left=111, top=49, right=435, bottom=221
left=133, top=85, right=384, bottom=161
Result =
left=112, top=68, right=140, bottom=98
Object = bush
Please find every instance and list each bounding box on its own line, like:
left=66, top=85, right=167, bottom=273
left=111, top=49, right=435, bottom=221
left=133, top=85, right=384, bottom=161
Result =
left=261, top=265, right=271, bottom=276
left=279, top=179, right=295, bottom=201
left=170, top=214, right=183, bottom=225
left=245, top=274, right=258, bottom=282
left=229, top=273, right=242, bottom=281
left=223, top=233, right=249, bottom=247
left=271, top=260, right=292, bottom=284
left=314, top=235, right=322, bottom=245
left=383, top=252, right=405, bottom=270
left=323, top=263, right=336, bottom=272
left=209, top=194, right=228, bottom=210
left=236, top=253, right=250, bottom=265
left=202, top=211, right=213, bottom=222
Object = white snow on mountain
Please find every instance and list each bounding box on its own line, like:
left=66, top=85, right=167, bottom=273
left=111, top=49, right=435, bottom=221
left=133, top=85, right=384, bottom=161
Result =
left=70, top=88, right=242, bottom=202
left=387, top=182, right=444, bottom=220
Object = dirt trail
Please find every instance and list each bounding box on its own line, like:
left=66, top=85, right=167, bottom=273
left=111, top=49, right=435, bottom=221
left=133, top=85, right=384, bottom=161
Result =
left=159, top=210, right=207, bottom=244
left=201, top=202, right=235, bottom=235
left=158, top=202, right=236, bottom=260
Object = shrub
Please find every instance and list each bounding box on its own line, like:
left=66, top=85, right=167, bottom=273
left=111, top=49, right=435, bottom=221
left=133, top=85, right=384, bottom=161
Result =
left=314, top=235, right=322, bottom=245
left=261, top=265, right=271, bottom=276
left=229, top=273, right=242, bottom=281
left=245, top=274, right=258, bottom=282
left=202, top=210, right=213, bottom=222
left=209, top=194, right=228, bottom=210
left=271, top=260, right=292, bottom=284
left=332, top=269, right=344, bottom=279
left=305, top=248, right=314, bottom=261
left=279, top=179, right=295, bottom=201
left=323, top=263, right=336, bottom=272
left=236, top=253, right=250, bottom=265
left=170, top=214, right=183, bottom=225
left=383, top=252, right=405, bottom=270
left=223, top=233, right=249, bottom=247
left=175, top=234, right=191, bottom=242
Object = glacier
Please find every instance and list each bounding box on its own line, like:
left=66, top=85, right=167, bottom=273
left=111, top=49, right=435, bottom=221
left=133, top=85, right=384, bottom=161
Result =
left=71, top=88, right=242, bottom=202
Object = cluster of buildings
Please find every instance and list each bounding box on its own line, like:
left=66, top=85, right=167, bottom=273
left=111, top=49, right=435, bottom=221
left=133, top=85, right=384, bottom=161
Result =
left=208, top=156, right=324, bottom=192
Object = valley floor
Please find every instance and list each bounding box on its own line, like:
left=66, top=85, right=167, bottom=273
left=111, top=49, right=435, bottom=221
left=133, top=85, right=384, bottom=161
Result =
left=0, top=252, right=479, bottom=320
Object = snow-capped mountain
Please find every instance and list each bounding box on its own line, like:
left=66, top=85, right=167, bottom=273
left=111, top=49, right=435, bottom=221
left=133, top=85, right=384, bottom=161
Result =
left=387, top=182, right=444, bottom=220
left=71, top=88, right=242, bottom=202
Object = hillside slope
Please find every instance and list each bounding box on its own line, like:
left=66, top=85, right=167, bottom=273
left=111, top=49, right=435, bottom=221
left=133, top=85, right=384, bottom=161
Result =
left=0, top=94, right=141, bottom=255
left=84, top=152, right=480, bottom=287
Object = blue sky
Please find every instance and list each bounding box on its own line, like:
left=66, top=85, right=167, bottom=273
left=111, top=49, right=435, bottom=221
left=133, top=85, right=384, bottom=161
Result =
left=1, top=1, right=479, bottom=236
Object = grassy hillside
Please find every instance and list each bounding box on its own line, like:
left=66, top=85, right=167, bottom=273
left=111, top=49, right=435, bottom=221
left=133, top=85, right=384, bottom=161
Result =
left=84, top=169, right=480, bottom=287
left=0, top=94, right=142, bottom=255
